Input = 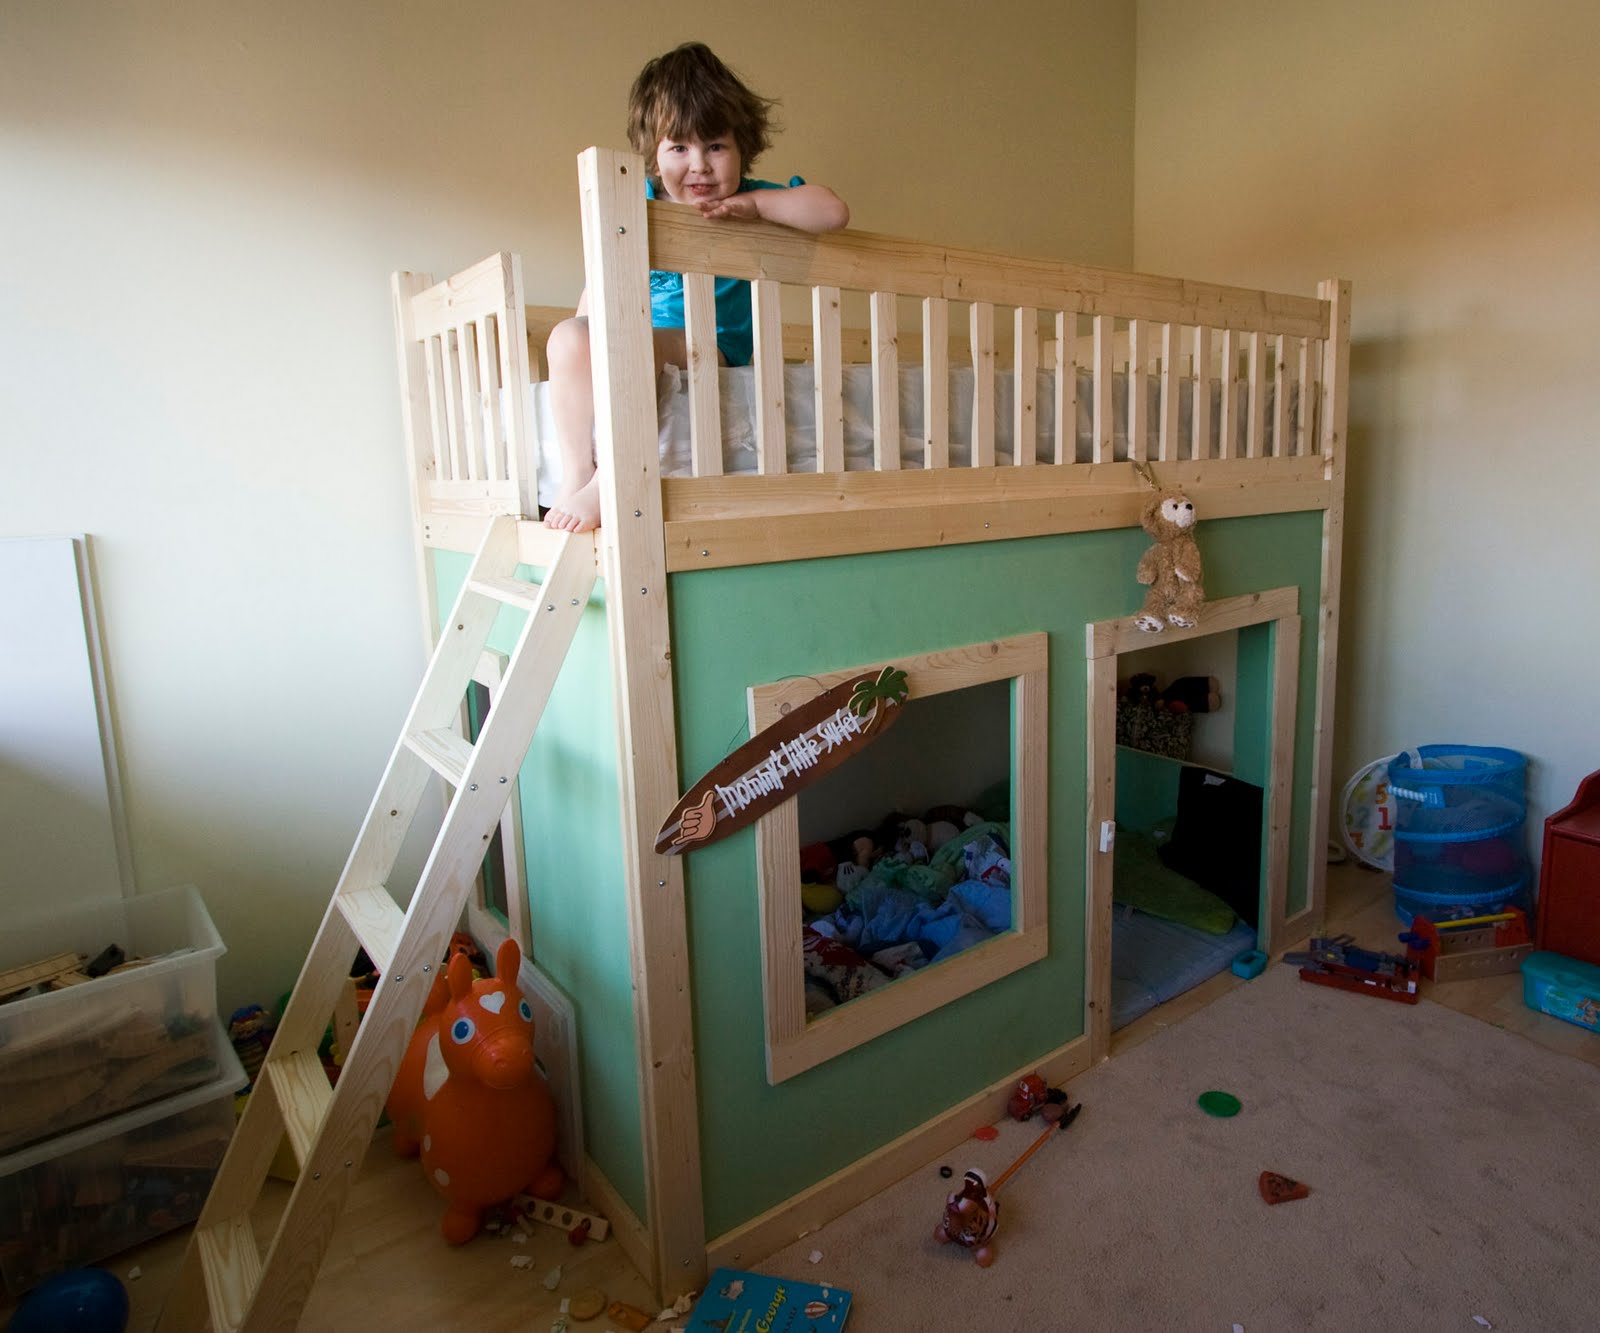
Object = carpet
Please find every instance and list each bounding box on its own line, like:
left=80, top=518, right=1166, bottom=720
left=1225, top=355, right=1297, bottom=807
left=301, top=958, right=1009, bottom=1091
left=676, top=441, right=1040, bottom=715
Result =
left=764, top=961, right=1600, bottom=1331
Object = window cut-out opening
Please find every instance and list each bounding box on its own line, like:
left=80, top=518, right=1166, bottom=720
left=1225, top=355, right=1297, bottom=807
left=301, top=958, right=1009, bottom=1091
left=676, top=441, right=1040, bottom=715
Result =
left=751, top=634, right=1049, bottom=1084
left=796, top=679, right=1014, bottom=1021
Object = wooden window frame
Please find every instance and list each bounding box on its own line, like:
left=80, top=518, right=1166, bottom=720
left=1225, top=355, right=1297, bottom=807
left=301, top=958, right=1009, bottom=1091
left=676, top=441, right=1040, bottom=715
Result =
left=750, top=633, right=1049, bottom=1084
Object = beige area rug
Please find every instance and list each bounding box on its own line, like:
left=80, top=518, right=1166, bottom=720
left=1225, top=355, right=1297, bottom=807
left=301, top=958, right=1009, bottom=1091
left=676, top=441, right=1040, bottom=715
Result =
left=765, top=961, right=1600, bottom=1331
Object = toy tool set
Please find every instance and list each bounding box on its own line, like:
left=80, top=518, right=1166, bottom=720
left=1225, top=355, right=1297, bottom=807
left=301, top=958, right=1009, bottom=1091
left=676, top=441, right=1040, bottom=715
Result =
left=1284, top=935, right=1421, bottom=1003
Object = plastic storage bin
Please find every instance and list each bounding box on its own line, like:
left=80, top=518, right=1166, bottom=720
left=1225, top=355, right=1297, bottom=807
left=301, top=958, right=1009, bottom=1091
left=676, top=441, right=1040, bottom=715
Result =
left=1520, top=950, right=1600, bottom=1034
left=1389, top=746, right=1527, bottom=919
left=0, top=1025, right=245, bottom=1293
left=0, top=885, right=226, bottom=1156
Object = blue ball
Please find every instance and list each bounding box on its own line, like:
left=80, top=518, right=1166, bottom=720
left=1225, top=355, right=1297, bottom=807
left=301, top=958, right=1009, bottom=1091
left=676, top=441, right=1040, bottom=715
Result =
left=7, top=1267, right=129, bottom=1333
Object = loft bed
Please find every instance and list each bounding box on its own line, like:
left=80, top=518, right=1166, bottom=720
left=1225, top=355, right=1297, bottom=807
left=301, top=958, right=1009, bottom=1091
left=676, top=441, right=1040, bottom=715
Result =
left=389, top=146, right=1349, bottom=1298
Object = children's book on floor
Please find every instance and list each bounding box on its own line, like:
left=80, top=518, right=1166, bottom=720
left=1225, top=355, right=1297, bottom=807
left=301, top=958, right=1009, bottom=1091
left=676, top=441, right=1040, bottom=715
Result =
left=686, top=1267, right=852, bottom=1331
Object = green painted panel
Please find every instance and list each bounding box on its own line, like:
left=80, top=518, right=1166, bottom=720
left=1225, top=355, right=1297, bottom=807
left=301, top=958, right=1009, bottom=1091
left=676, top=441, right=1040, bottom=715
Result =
left=1232, top=623, right=1270, bottom=787
left=431, top=550, right=645, bottom=1219
left=1203, top=513, right=1325, bottom=919
left=670, top=510, right=1325, bottom=1238
left=1114, top=747, right=1182, bottom=832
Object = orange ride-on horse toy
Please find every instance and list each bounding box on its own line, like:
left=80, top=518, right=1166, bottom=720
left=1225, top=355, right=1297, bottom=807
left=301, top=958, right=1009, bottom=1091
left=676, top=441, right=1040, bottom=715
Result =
left=386, top=937, right=564, bottom=1243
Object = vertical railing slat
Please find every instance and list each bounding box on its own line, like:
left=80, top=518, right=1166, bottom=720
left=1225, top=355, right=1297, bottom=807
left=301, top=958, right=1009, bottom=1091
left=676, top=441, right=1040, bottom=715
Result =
left=1092, top=315, right=1114, bottom=464
left=456, top=322, right=483, bottom=481
left=1296, top=335, right=1318, bottom=457
left=1013, top=306, right=1037, bottom=466
left=1127, top=319, right=1147, bottom=462
left=1271, top=332, right=1289, bottom=458
left=1218, top=329, right=1238, bottom=460
left=475, top=315, right=503, bottom=483
left=751, top=278, right=785, bottom=475
left=1192, top=325, right=1212, bottom=461
left=922, top=297, right=949, bottom=469
left=683, top=272, right=722, bottom=477
left=970, top=302, right=995, bottom=467
left=870, top=292, right=900, bottom=471
left=1158, top=323, right=1180, bottom=463
left=423, top=334, right=449, bottom=481
left=1053, top=308, right=1079, bottom=464
left=813, top=285, right=844, bottom=472
left=1246, top=329, right=1265, bottom=459
left=440, top=329, right=466, bottom=481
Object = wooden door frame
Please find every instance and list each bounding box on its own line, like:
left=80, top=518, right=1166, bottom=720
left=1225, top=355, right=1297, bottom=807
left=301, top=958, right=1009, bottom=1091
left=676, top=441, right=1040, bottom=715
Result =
left=1084, top=587, right=1301, bottom=1062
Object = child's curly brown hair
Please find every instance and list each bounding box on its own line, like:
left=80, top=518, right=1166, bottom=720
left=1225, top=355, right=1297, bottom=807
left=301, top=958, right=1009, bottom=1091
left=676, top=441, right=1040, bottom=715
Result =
left=627, top=43, right=779, bottom=182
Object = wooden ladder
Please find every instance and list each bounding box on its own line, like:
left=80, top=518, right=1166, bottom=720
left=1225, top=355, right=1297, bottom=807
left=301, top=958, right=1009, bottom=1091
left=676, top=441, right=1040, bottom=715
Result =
left=156, top=517, right=597, bottom=1333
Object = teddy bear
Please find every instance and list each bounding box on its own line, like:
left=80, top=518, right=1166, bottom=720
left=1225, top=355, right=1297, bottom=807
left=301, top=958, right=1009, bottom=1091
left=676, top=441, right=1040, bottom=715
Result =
left=1133, top=490, right=1205, bottom=632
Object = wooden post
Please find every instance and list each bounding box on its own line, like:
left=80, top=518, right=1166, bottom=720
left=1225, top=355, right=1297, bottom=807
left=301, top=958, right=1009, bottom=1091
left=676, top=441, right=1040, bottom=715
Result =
left=1306, top=278, right=1351, bottom=931
left=391, top=271, right=443, bottom=661
left=577, top=146, right=705, bottom=1297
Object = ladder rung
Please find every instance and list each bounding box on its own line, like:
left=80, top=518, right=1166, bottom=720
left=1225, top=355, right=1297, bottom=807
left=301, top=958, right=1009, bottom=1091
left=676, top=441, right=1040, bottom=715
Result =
left=404, top=725, right=475, bottom=785
left=267, top=1048, right=334, bottom=1169
left=467, top=574, right=546, bottom=612
left=197, top=1215, right=261, bottom=1333
left=336, top=884, right=405, bottom=975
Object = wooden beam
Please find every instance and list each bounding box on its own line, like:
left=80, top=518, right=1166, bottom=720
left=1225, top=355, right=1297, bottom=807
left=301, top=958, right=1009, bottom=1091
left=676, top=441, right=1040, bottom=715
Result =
left=578, top=146, right=704, bottom=1298
left=1306, top=278, right=1352, bottom=929
left=644, top=205, right=1330, bottom=338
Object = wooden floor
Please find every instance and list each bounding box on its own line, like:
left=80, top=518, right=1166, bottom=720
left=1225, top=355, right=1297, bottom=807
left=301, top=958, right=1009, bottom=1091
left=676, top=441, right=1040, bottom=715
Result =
left=5, top=858, right=1595, bottom=1330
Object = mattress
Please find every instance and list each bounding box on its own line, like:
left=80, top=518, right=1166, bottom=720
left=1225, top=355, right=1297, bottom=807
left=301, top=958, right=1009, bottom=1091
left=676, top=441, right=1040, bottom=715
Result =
left=1110, top=904, right=1258, bottom=1031
left=523, top=364, right=1299, bottom=507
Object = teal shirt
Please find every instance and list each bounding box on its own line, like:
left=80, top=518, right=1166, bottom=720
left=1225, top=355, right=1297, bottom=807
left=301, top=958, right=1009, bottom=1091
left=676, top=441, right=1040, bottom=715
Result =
left=644, top=175, right=804, bottom=367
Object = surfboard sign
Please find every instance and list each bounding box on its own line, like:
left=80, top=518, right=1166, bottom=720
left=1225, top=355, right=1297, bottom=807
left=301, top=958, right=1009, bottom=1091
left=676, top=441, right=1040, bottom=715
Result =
left=654, top=666, right=910, bottom=857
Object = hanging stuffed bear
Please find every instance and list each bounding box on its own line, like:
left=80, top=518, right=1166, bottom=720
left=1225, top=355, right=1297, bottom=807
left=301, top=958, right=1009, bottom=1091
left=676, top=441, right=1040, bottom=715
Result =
left=1133, top=490, right=1205, bottom=632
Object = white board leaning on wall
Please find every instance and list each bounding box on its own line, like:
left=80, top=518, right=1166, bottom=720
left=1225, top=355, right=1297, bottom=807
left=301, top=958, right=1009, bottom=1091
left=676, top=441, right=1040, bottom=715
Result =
left=0, top=535, right=132, bottom=914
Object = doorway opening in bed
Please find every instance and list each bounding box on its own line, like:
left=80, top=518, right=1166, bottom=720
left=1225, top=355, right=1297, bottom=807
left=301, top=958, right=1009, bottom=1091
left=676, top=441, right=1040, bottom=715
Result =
left=750, top=634, right=1049, bottom=1084
left=1087, top=589, right=1302, bottom=1054
left=1111, top=631, right=1259, bottom=1029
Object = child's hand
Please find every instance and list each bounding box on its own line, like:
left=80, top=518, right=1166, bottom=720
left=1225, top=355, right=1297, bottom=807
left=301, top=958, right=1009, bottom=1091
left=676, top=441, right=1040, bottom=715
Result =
left=698, top=185, right=849, bottom=233
left=697, top=194, right=762, bottom=222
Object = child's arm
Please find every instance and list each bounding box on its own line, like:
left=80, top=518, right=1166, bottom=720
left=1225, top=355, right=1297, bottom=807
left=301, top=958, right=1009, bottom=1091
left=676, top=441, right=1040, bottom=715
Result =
left=699, top=184, right=849, bottom=233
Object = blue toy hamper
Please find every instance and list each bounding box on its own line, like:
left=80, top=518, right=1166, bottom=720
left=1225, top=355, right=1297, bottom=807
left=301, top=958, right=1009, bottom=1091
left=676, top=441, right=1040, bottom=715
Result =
left=1388, top=745, right=1527, bottom=921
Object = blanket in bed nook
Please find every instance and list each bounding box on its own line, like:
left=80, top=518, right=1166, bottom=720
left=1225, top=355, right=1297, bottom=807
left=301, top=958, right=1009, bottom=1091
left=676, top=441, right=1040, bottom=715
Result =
left=802, top=823, right=1014, bottom=1011
left=1112, top=828, right=1238, bottom=935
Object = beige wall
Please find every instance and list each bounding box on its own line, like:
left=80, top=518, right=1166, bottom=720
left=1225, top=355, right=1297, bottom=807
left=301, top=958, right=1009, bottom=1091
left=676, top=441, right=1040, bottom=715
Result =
left=1, top=1, right=1134, bottom=1012
left=1135, top=0, right=1600, bottom=863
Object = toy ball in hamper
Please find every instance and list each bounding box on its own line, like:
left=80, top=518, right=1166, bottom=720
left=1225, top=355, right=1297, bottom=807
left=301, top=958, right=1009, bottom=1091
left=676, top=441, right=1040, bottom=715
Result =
left=385, top=938, right=563, bottom=1244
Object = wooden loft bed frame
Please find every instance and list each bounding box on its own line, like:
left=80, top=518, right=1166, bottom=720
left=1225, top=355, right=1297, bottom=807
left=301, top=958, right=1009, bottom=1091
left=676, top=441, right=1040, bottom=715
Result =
left=390, top=146, right=1350, bottom=1294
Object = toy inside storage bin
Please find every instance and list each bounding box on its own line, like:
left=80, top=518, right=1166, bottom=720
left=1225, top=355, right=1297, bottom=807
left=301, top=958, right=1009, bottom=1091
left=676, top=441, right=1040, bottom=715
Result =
left=0, top=884, right=226, bottom=1157
left=1389, top=746, right=1527, bottom=920
left=0, top=1024, right=245, bottom=1293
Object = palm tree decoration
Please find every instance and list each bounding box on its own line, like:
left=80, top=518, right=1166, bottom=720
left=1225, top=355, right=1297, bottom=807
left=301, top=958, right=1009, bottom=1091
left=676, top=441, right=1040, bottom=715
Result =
left=848, top=665, right=909, bottom=731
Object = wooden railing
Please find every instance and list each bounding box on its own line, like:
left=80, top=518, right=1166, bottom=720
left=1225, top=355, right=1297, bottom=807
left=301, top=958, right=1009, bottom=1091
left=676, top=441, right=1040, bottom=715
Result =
left=642, top=202, right=1331, bottom=480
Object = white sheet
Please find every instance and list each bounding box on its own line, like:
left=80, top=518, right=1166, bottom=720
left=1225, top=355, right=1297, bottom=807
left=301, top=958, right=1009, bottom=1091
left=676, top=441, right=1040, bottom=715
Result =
left=525, top=365, right=1298, bottom=507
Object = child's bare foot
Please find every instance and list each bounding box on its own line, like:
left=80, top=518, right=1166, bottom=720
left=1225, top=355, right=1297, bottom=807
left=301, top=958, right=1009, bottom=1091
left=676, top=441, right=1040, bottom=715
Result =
left=542, top=476, right=601, bottom=532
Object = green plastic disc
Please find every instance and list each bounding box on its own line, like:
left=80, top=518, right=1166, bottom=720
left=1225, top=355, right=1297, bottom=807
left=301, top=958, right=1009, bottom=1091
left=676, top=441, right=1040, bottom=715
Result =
left=1197, top=1090, right=1242, bottom=1118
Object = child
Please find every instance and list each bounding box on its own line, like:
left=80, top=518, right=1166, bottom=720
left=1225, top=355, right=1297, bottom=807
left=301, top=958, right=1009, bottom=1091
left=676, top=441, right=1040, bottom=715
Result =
left=542, top=43, right=849, bottom=532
